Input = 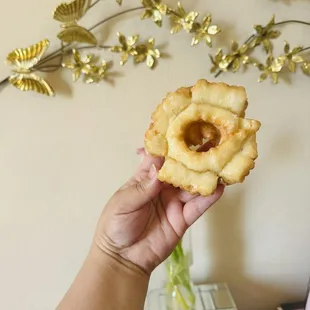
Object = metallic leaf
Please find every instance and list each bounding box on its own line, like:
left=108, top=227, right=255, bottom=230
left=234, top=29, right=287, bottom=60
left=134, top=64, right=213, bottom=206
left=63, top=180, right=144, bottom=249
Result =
left=271, top=60, right=283, bottom=72
left=146, top=54, right=155, bottom=68
left=284, top=41, right=290, bottom=54
left=127, top=35, right=139, bottom=46
left=253, top=25, right=263, bottom=34
left=207, top=25, right=220, bottom=35
left=268, top=30, right=280, bottom=39
left=141, top=9, right=152, bottom=19
left=271, top=72, right=278, bottom=84
left=302, top=63, right=310, bottom=75
left=292, top=46, right=303, bottom=54
left=116, top=0, right=122, bottom=4
left=120, top=53, right=129, bottom=65
left=110, top=46, right=123, bottom=53
left=202, top=15, right=211, bottom=27
left=288, top=60, right=296, bottom=73
left=134, top=54, right=146, bottom=63
left=292, top=55, right=304, bottom=63
left=239, top=44, right=248, bottom=54
left=205, top=35, right=212, bottom=47
left=57, top=25, right=97, bottom=44
left=250, top=37, right=261, bottom=48
left=53, top=0, right=90, bottom=23
left=171, top=24, right=182, bottom=34
left=6, top=39, right=50, bottom=70
left=72, top=69, right=82, bottom=81
left=232, top=58, right=240, bottom=72
left=231, top=41, right=238, bottom=52
left=176, top=2, right=186, bottom=16
left=117, top=32, right=127, bottom=46
left=185, top=12, right=198, bottom=23
left=9, top=74, right=54, bottom=96
left=258, top=72, right=268, bottom=82
left=262, top=39, right=271, bottom=53
left=191, top=36, right=199, bottom=46
left=266, top=15, right=275, bottom=30
left=157, top=3, right=168, bottom=14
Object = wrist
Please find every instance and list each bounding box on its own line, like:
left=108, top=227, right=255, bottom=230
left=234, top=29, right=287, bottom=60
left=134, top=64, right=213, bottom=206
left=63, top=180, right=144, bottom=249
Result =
left=88, top=242, right=150, bottom=283
left=86, top=243, right=150, bottom=309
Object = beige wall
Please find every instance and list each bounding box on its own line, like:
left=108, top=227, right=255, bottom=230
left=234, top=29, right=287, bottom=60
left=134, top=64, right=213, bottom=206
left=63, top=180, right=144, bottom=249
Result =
left=0, top=0, right=310, bottom=309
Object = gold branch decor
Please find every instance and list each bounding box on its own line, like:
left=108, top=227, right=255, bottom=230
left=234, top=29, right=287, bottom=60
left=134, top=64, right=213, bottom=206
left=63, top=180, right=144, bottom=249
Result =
left=1, top=1, right=309, bottom=97
left=0, top=0, right=221, bottom=96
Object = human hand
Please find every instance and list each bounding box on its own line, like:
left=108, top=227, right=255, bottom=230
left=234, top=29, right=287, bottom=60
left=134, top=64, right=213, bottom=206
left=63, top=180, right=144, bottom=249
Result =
left=94, top=148, right=224, bottom=274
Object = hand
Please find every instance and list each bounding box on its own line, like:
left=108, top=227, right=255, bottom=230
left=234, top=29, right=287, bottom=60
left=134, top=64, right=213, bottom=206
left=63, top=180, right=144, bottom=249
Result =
left=94, top=148, right=224, bottom=274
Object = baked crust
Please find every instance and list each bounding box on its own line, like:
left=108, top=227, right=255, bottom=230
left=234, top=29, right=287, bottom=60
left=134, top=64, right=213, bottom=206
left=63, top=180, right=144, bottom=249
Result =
left=144, top=79, right=261, bottom=196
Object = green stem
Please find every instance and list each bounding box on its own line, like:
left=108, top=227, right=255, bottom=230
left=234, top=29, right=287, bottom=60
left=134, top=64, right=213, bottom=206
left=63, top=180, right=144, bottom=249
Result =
left=166, top=242, right=195, bottom=310
left=174, top=286, right=190, bottom=310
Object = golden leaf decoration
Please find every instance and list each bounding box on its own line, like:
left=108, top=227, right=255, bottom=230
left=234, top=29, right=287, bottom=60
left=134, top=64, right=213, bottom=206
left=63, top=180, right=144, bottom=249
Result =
left=109, top=32, right=139, bottom=66
left=257, top=56, right=280, bottom=84
left=191, top=14, right=220, bottom=47
left=116, top=0, right=122, bottom=4
left=6, top=39, right=50, bottom=70
left=141, top=0, right=168, bottom=27
left=302, top=62, right=310, bottom=75
left=62, top=49, right=108, bottom=83
left=57, top=25, right=97, bottom=44
left=53, top=0, right=90, bottom=23
left=134, top=37, right=161, bottom=68
left=9, top=74, right=54, bottom=96
left=170, top=2, right=199, bottom=34
left=251, top=15, right=281, bottom=53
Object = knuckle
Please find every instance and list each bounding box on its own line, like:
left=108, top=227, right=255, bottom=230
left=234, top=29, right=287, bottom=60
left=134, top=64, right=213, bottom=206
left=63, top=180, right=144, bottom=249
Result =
left=135, top=181, right=147, bottom=195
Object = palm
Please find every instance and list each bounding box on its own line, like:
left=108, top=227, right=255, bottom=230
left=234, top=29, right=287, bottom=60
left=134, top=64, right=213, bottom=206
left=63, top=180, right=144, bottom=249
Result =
left=98, top=149, right=223, bottom=273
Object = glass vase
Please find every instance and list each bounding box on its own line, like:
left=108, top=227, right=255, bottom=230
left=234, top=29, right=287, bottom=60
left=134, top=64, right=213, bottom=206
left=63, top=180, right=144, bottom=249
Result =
left=164, top=231, right=196, bottom=310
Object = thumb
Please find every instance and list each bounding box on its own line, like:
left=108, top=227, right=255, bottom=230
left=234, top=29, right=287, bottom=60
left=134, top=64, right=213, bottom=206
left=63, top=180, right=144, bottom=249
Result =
left=117, top=165, right=162, bottom=211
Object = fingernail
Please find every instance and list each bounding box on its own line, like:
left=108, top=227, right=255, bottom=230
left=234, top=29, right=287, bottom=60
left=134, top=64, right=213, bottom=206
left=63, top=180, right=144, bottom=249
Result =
left=148, top=164, right=158, bottom=180
left=136, top=148, right=145, bottom=155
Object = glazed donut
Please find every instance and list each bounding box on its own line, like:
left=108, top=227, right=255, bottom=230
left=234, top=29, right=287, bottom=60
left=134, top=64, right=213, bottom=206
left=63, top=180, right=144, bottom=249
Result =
left=144, top=79, right=261, bottom=196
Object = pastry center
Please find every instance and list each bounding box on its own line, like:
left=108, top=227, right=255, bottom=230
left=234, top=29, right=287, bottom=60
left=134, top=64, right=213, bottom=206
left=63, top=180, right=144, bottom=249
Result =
left=184, top=121, right=221, bottom=151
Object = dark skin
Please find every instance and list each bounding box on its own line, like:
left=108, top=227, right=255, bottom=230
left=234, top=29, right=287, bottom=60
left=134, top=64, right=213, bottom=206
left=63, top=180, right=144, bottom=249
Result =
left=57, top=146, right=224, bottom=310
left=95, top=147, right=224, bottom=274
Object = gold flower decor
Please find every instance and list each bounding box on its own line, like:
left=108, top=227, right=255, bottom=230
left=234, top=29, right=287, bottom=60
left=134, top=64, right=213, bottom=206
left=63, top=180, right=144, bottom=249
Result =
left=0, top=0, right=310, bottom=97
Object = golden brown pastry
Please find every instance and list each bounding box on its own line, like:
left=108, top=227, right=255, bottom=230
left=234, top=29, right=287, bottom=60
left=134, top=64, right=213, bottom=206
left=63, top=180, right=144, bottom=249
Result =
left=144, top=79, right=261, bottom=196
